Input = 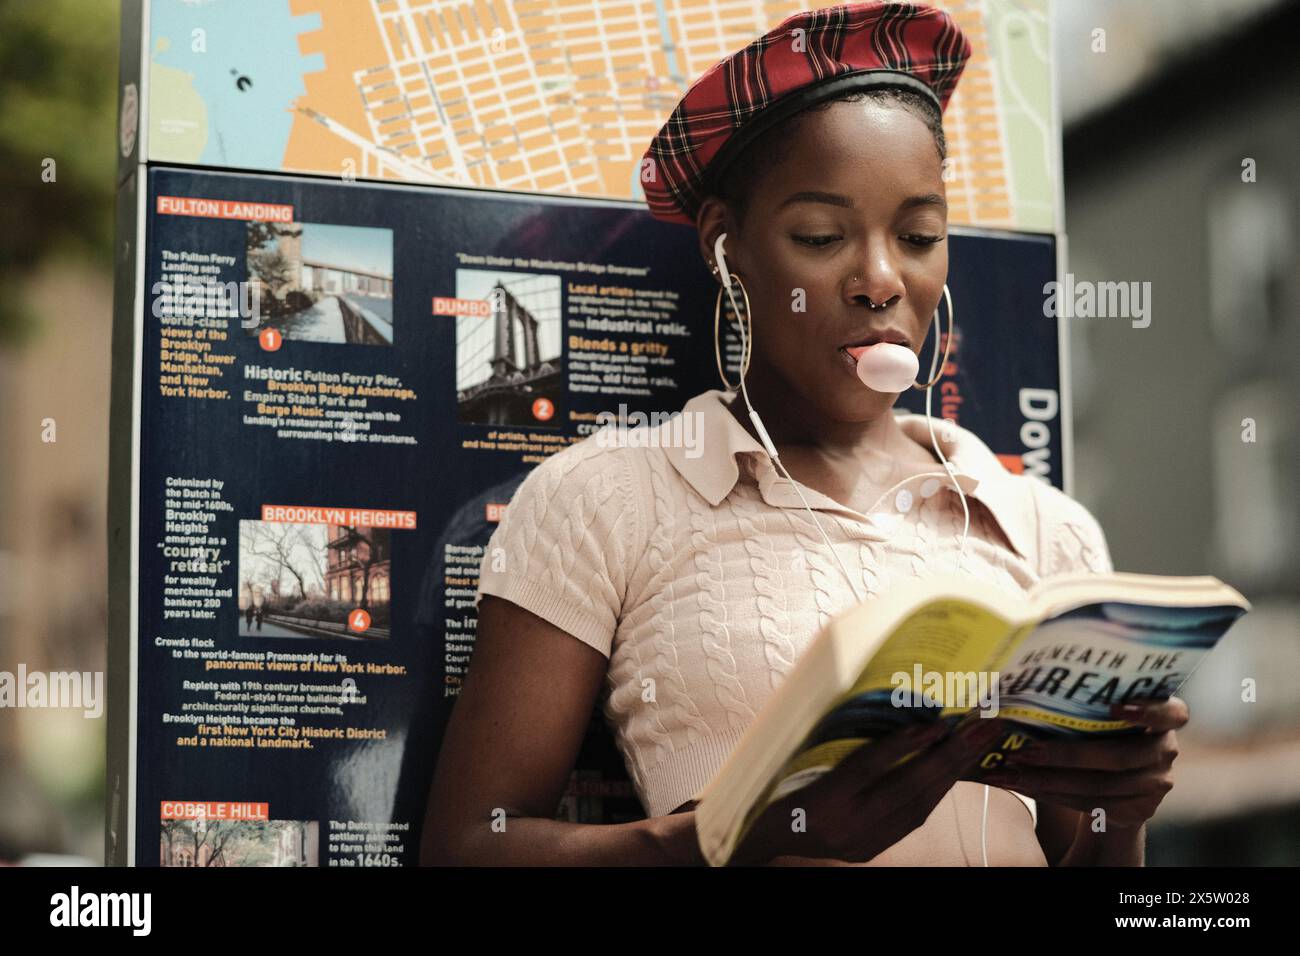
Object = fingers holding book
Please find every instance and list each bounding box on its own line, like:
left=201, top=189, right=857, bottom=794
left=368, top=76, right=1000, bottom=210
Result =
left=980, top=697, right=1187, bottom=830
left=731, top=717, right=1012, bottom=865
left=1109, top=696, right=1191, bottom=733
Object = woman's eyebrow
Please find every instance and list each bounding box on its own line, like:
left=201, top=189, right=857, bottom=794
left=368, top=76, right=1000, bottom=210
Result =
left=778, top=190, right=854, bottom=210
left=900, top=192, right=947, bottom=211
left=777, top=191, right=948, bottom=211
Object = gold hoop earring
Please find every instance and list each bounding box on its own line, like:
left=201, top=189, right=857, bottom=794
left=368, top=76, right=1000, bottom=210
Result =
left=913, top=283, right=954, bottom=390
left=714, top=272, right=753, bottom=391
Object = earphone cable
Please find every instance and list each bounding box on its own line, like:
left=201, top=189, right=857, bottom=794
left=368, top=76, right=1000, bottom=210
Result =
left=719, top=256, right=989, bottom=867
left=725, top=277, right=868, bottom=606
left=920, top=284, right=970, bottom=574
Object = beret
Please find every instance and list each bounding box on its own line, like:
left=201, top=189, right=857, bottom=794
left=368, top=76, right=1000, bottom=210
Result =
left=640, top=2, right=973, bottom=225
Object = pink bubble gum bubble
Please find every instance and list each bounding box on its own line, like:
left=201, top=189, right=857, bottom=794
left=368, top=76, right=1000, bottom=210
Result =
left=853, top=342, right=919, bottom=392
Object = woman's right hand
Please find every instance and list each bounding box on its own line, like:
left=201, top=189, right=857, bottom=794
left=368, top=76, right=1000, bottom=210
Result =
left=728, top=715, right=1010, bottom=865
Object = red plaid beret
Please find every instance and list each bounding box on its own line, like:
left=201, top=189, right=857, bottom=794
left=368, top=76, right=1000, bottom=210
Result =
left=640, top=2, right=972, bottom=225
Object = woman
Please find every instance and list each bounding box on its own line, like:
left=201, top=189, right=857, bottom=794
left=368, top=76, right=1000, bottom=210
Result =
left=421, top=1, right=1184, bottom=866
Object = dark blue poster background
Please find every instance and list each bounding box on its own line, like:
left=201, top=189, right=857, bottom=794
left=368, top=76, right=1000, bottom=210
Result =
left=134, top=166, right=1062, bottom=865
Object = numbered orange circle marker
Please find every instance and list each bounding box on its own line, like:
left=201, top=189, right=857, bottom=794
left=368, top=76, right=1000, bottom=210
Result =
left=348, top=609, right=371, bottom=633
left=259, top=328, right=282, bottom=351
left=532, top=397, right=554, bottom=421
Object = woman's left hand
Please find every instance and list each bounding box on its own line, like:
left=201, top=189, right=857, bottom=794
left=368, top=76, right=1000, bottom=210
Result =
left=981, top=697, right=1188, bottom=830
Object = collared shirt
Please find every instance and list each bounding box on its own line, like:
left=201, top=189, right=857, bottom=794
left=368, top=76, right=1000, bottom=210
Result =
left=477, top=387, right=1113, bottom=827
left=663, top=388, right=1040, bottom=570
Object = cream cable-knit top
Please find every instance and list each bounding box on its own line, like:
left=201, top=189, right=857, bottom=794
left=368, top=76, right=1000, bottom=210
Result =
left=475, top=388, right=1114, bottom=825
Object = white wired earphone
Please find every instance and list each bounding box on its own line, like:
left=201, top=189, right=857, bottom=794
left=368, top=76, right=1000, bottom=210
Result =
left=712, top=232, right=996, bottom=866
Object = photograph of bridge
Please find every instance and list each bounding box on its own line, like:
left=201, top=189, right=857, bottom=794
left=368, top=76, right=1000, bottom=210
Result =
left=244, top=221, right=394, bottom=345
left=455, top=270, right=562, bottom=427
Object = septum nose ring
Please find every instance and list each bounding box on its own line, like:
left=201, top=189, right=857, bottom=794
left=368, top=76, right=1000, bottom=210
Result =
left=857, top=278, right=889, bottom=311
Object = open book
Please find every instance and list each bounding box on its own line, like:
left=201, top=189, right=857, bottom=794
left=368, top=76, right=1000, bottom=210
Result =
left=692, top=571, right=1251, bottom=867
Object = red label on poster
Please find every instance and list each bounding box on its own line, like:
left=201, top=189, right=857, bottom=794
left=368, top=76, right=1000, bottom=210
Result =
left=156, top=195, right=295, bottom=221
left=161, top=801, right=270, bottom=820
left=433, top=297, right=492, bottom=317
left=259, top=505, right=417, bottom=529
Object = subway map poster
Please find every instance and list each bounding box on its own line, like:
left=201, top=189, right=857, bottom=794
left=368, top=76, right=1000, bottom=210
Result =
left=146, top=0, right=1061, bottom=231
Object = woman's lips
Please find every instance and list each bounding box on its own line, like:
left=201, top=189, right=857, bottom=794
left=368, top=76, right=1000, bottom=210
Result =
left=837, top=346, right=864, bottom=375
left=838, top=340, right=916, bottom=378
left=840, top=330, right=913, bottom=362
left=842, top=342, right=910, bottom=362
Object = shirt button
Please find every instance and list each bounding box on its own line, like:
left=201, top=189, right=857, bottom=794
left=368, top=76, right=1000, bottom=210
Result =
left=894, top=489, right=913, bottom=513
left=920, top=478, right=942, bottom=498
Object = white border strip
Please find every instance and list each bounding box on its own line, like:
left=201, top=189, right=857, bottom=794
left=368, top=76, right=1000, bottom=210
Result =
left=1048, top=0, right=1073, bottom=499
left=127, top=168, right=145, bottom=868
left=125, top=0, right=152, bottom=867
left=138, top=0, right=151, bottom=169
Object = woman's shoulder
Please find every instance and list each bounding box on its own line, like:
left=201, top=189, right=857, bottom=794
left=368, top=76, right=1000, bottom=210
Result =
left=1017, top=474, right=1104, bottom=533
left=511, top=389, right=725, bottom=518
left=497, top=429, right=667, bottom=552
left=479, top=434, right=654, bottom=659
left=1013, top=475, right=1113, bottom=575
left=519, top=425, right=661, bottom=492
left=893, top=409, right=1111, bottom=572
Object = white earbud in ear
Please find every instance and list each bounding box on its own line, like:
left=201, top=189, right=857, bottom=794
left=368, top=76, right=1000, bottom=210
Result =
left=713, top=232, right=732, bottom=292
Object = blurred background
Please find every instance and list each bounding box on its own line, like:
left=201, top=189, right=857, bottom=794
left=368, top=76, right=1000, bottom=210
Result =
left=0, top=0, right=117, bottom=863
left=0, top=0, right=1295, bottom=865
left=1060, top=0, right=1300, bottom=865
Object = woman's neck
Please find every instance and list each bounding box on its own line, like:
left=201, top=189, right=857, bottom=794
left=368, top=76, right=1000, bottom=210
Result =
left=725, top=360, right=935, bottom=466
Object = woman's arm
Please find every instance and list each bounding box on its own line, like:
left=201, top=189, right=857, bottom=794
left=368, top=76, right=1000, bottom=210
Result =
left=1036, top=803, right=1145, bottom=866
left=420, top=594, right=706, bottom=866
left=1035, top=802, right=1082, bottom=866
left=1058, top=820, right=1146, bottom=866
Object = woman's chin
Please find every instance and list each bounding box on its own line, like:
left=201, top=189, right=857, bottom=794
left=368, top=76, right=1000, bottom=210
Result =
left=802, top=383, right=899, bottom=424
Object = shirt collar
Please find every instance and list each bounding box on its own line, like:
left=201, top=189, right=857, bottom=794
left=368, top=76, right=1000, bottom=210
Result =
left=661, top=388, right=1035, bottom=562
